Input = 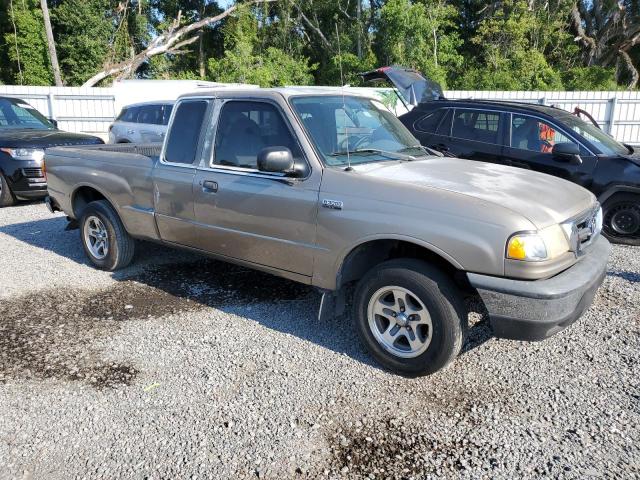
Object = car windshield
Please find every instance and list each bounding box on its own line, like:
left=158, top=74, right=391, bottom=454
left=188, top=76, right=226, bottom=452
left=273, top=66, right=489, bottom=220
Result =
left=290, top=95, right=425, bottom=166
left=0, top=98, right=54, bottom=130
left=561, top=115, right=629, bottom=156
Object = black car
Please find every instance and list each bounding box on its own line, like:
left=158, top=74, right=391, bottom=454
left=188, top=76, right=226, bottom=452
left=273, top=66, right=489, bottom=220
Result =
left=362, top=67, right=640, bottom=246
left=0, top=96, right=103, bottom=207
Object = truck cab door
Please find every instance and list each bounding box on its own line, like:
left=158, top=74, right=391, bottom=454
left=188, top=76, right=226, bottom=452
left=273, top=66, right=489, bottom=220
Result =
left=152, top=99, right=210, bottom=246
left=191, top=99, right=321, bottom=277
left=501, top=113, right=597, bottom=188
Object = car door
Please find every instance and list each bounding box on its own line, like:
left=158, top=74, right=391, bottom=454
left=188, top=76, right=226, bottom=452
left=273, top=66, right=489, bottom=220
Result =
left=152, top=99, right=210, bottom=246
left=137, top=104, right=165, bottom=143
left=443, top=108, right=505, bottom=163
left=501, top=113, right=597, bottom=187
left=113, top=105, right=140, bottom=143
left=191, top=99, right=320, bottom=277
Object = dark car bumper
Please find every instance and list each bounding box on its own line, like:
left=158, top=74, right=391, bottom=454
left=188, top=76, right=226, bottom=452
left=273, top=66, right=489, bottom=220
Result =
left=4, top=161, right=47, bottom=199
left=467, top=236, right=610, bottom=341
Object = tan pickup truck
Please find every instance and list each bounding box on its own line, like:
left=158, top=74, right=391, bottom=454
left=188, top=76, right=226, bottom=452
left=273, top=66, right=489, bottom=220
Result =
left=44, top=88, right=610, bottom=376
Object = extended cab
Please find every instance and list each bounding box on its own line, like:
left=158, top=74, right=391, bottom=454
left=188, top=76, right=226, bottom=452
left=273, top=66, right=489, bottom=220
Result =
left=45, top=89, right=610, bottom=376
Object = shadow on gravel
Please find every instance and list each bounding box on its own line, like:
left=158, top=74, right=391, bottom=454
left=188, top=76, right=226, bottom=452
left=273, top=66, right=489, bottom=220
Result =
left=1, top=216, right=491, bottom=386
left=607, top=270, right=640, bottom=283
left=0, top=216, right=191, bottom=271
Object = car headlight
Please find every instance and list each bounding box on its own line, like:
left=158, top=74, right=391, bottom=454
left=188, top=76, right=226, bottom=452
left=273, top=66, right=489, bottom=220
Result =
left=506, top=224, right=570, bottom=262
left=0, top=147, right=45, bottom=162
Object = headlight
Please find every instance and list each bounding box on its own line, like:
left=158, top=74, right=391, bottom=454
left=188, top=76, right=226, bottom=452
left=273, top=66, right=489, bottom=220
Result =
left=0, top=147, right=45, bottom=162
left=506, top=224, right=570, bottom=262
left=506, top=233, right=548, bottom=261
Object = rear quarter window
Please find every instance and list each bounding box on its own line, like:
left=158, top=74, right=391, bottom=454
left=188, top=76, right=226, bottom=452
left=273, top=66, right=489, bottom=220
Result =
left=164, top=100, right=208, bottom=164
left=414, top=109, right=445, bottom=133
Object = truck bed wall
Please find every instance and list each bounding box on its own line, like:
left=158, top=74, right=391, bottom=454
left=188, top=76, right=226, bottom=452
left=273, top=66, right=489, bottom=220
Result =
left=45, top=144, right=162, bottom=241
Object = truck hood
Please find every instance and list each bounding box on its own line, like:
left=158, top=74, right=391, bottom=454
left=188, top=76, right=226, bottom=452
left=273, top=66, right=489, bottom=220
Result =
left=0, top=129, right=103, bottom=149
left=353, top=157, right=595, bottom=228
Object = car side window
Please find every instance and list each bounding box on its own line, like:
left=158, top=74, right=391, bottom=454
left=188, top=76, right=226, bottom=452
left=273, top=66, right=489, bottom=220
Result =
left=121, top=106, right=140, bottom=123
left=213, top=101, right=303, bottom=170
left=138, top=105, right=163, bottom=125
left=511, top=114, right=576, bottom=153
left=435, top=109, right=452, bottom=136
left=415, top=109, right=445, bottom=133
left=452, top=109, right=500, bottom=143
left=162, top=105, right=174, bottom=125
left=164, top=100, right=208, bottom=164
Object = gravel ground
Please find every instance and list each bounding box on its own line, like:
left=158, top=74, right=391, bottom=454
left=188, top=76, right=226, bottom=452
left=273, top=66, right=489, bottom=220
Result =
left=0, top=202, right=638, bottom=480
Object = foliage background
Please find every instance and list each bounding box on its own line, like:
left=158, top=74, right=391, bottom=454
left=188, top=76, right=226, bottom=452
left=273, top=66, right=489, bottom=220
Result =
left=0, top=0, right=638, bottom=90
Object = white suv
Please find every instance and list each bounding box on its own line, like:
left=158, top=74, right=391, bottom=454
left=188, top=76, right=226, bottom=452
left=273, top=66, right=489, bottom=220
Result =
left=108, top=101, right=174, bottom=144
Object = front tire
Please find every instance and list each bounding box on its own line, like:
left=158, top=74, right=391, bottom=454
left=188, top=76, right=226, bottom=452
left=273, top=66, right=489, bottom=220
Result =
left=0, top=173, right=16, bottom=207
left=602, top=193, right=640, bottom=246
left=353, top=259, right=465, bottom=377
left=80, top=200, right=135, bottom=270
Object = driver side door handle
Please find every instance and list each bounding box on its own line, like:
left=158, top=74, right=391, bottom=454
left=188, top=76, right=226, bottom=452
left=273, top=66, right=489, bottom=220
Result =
left=202, top=180, right=218, bottom=193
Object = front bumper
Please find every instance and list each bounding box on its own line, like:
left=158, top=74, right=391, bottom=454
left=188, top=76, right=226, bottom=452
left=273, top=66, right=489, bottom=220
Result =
left=467, top=236, right=611, bottom=341
left=5, top=162, right=47, bottom=198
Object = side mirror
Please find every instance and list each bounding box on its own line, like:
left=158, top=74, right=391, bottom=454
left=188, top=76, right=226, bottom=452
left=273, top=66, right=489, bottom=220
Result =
left=552, top=142, right=582, bottom=165
left=257, top=147, right=295, bottom=175
left=48, top=118, right=58, bottom=128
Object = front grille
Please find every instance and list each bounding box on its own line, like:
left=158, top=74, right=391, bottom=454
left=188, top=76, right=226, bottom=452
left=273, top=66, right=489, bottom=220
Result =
left=22, top=167, right=44, bottom=178
left=563, top=204, right=602, bottom=254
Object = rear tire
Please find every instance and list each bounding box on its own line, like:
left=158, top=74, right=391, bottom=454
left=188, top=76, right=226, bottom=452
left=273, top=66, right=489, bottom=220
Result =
left=0, top=173, right=16, bottom=207
left=602, top=193, right=640, bottom=246
left=79, top=200, right=135, bottom=270
left=353, top=259, right=465, bottom=377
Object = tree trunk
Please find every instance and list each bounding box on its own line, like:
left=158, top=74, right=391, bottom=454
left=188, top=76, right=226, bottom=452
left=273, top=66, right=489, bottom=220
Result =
left=40, top=0, right=63, bottom=86
left=83, top=0, right=275, bottom=87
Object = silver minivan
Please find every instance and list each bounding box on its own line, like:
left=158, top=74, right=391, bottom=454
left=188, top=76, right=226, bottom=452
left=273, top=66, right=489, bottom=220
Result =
left=108, top=101, right=174, bottom=144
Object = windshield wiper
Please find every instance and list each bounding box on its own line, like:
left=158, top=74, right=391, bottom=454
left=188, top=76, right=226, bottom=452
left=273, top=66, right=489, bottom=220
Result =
left=400, top=144, right=444, bottom=157
left=329, top=148, right=417, bottom=161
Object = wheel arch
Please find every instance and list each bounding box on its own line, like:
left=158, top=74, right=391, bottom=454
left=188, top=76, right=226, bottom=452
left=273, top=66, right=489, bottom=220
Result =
left=335, top=236, right=465, bottom=290
left=71, top=184, right=119, bottom=220
left=598, top=185, right=640, bottom=205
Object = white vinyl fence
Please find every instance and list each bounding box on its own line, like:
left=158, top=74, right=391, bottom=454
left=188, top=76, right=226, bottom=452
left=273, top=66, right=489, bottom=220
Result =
left=1, top=83, right=639, bottom=145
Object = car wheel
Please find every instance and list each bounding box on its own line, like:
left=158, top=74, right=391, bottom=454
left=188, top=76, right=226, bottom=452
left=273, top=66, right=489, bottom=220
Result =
left=353, top=259, right=466, bottom=377
left=0, top=172, right=16, bottom=207
left=80, top=200, right=135, bottom=270
left=602, top=193, right=640, bottom=246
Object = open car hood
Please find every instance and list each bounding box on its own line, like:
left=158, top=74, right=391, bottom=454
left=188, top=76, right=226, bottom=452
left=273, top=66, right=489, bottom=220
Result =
left=359, top=66, right=445, bottom=106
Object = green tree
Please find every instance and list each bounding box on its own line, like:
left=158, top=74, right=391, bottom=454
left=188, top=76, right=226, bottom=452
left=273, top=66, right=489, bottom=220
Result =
left=2, top=0, right=53, bottom=85
left=456, top=0, right=563, bottom=90
left=51, top=0, right=113, bottom=85
left=207, top=6, right=315, bottom=87
left=375, top=0, right=462, bottom=88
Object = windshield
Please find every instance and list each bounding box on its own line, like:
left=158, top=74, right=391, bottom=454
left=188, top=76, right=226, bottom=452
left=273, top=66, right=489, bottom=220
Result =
left=290, top=95, right=424, bottom=166
left=561, top=115, right=629, bottom=156
left=0, top=98, right=54, bottom=130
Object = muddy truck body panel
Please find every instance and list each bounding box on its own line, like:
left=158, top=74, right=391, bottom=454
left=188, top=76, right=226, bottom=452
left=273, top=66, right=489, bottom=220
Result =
left=45, top=88, right=610, bottom=376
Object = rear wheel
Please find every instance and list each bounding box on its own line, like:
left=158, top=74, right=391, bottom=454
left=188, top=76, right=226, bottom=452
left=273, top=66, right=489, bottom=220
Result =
left=80, top=200, right=135, bottom=270
left=0, top=173, right=16, bottom=207
left=353, top=259, right=465, bottom=377
left=602, top=193, right=640, bottom=246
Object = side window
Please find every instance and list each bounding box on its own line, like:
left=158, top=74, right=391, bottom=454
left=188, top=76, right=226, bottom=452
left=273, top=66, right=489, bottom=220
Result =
left=415, top=109, right=445, bottom=133
left=162, top=104, right=174, bottom=125
left=116, top=108, right=128, bottom=121
left=213, top=101, right=303, bottom=170
left=122, top=106, right=140, bottom=123
left=435, top=109, right=452, bottom=136
left=138, top=105, right=163, bottom=125
left=511, top=114, right=576, bottom=153
left=452, top=109, right=500, bottom=143
left=164, top=100, right=208, bottom=164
